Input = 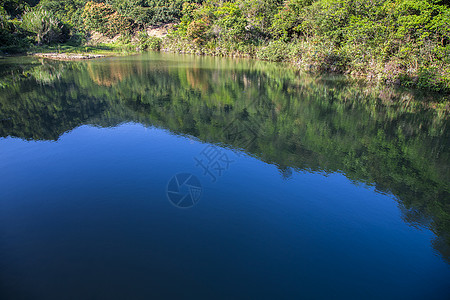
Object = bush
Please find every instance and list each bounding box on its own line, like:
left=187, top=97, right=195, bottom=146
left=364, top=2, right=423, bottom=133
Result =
left=186, top=18, right=210, bottom=45
left=137, top=31, right=162, bottom=51
left=0, top=5, right=9, bottom=28
left=1, top=0, right=32, bottom=18
left=214, top=2, right=248, bottom=41
left=270, top=0, right=313, bottom=41
left=107, top=0, right=152, bottom=26
left=38, top=0, right=86, bottom=28
left=22, top=6, right=68, bottom=45
left=256, top=40, right=291, bottom=62
left=416, top=67, right=450, bottom=92
left=82, top=1, right=133, bottom=38
left=0, top=18, right=31, bottom=53
left=240, top=0, right=279, bottom=37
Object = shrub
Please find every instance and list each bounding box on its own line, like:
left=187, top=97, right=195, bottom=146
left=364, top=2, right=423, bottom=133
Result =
left=270, top=0, right=313, bottom=41
left=0, top=13, right=31, bottom=52
left=186, top=18, right=210, bottom=45
left=107, top=0, right=153, bottom=26
left=172, top=2, right=202, bottom=37
left=256, top=40, right=291, bottom=62
left=82, top=1, right=133, bottom=38
left=22, top=6, right=68, bottom=45
left=1, top=0, right=31, bottom=18
left=416, top=67, right=449, bottom=92
left=138, top=31, right=162, bottom=51
left=240, top=0, right=279, bottom=37
left=0, top=5, right=8, bottom=28
left=214, top=2, right=248, bottom=41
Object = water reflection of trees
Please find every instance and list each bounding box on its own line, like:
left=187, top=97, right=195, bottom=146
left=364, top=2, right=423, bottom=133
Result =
left=0, top=56, right=448, bottom=262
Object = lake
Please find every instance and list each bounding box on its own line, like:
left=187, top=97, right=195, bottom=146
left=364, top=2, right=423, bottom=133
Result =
left=0, top=52, right=449, bottom=299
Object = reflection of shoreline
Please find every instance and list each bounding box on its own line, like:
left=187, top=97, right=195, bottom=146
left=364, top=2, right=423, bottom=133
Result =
left=0, top=55, right=449, bottom=262
left=1, top=55, right=449, bottom=112
left=87, top=61, right=142, bottom=87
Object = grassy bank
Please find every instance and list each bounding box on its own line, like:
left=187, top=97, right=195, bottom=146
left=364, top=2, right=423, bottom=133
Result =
left=160, top=35, right=450, bottom=94
left=161, top=0, right=450, bottom=94
left=28, top=43, right=140, bottom=60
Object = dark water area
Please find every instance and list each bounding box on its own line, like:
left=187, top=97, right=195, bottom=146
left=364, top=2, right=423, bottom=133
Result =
left=0, top=53, right=449, bottom=299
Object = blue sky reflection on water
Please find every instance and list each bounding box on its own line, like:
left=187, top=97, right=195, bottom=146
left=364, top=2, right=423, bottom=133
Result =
left=1, top=123, right=449, bottom=299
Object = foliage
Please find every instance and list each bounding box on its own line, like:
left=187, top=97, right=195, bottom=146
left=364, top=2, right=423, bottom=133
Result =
left=106, top=0, right=200, bottom=25
left=270, top=0, right=312, bottom=41
left=38, top=0, right=87, bottom=28
left=213, top=2, right=248, bottom=41
left=186, top=17, right=210, bottom=44
left=106, top=0, right=152, bottom=25
left=240, top=0, right=281, bottom=36
left=167, top=0, right=450, bottom=92
left=22, top=6, right=68, bottom=44
left=0, top=10, right=31, bottom=52
left=256, top=39, right=292, bottom=62
left=81, top=1, right=133, bottom=38
left=0, top=0, right=33, bottom=17
left=137, top=31, right=161, bottom=50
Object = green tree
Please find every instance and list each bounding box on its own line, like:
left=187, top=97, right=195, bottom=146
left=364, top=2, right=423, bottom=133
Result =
left=22, top=6, right=67, bottom=44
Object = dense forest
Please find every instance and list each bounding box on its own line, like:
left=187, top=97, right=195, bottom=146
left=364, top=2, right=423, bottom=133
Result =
left=1, top=0, right=450, bottom=92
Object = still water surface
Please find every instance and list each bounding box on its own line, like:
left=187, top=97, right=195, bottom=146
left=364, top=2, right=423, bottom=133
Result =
left=0, top=53, right=449, bottom=299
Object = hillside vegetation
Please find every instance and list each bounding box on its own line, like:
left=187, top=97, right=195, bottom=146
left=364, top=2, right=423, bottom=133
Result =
left=1, top=0, right=449, bottom=92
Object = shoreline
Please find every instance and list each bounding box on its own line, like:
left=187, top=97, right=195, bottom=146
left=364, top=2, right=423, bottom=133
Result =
left=2, top=30, right=448, bottom=96
left=158, top=36, right=450, bottom=96
left=33, top=53, right=107, bottom=60
left=3, top=45, right=448, bottom=112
